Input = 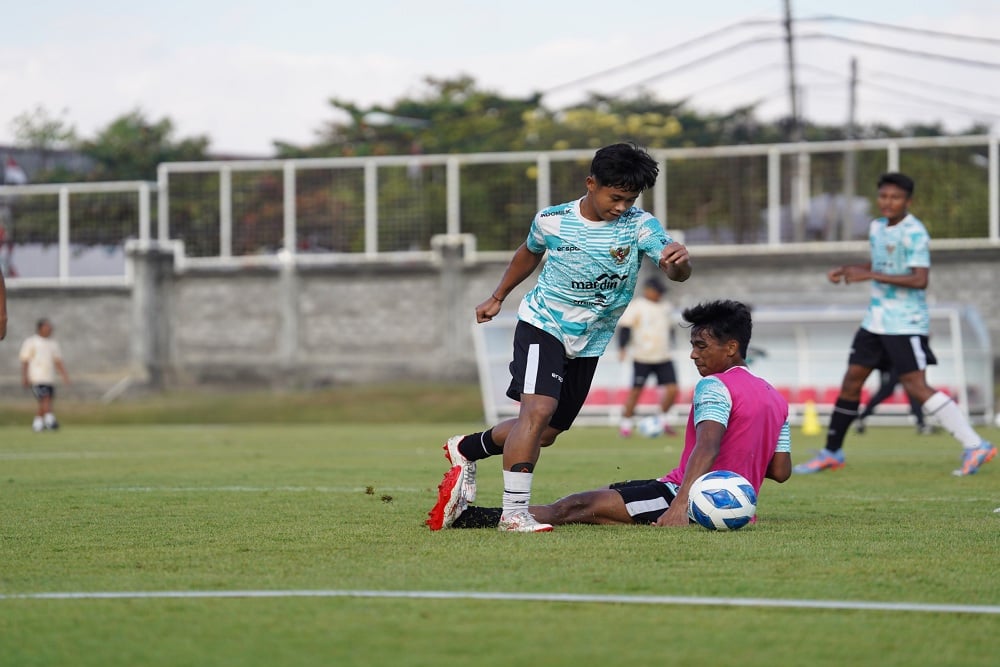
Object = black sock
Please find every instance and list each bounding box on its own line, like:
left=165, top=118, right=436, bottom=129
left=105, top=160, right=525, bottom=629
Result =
left=459, top=429, right=502, bottom=461
left=451, top=506, right=502, bottom=529
left=825, top=398, right=860, bottom=453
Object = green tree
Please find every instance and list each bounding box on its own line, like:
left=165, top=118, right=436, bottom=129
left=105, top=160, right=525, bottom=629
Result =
left=9, top=104, right=77, bottom=151
left=8, top=105, right=79, bottom=179
left=277, top=75, right=539, bottom=158
left=79, top=109, right=210, bottom=181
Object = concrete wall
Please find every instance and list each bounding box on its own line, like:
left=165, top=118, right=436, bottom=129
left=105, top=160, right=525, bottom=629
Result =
left=3, top=242, right=998, bottom=398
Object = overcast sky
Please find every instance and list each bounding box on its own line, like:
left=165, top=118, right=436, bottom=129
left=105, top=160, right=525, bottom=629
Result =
left=2, top=0, right=998, bottom=155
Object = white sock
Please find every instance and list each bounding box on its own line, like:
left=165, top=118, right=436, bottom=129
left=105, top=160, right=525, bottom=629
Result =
left=620, top=417, right=634, bottom=430
left=501, top=470, right=533, bottom=515
left=922, top=392, right=982, bottom=448
left=32, top=416, right=44, bottom=431
left=44, top=413, right=56, bottom=426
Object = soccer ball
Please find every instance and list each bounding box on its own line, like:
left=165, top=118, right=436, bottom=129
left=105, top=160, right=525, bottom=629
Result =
left=687, top=470, right=757, bottom=531
left=637, top=415, right=664, bottom=438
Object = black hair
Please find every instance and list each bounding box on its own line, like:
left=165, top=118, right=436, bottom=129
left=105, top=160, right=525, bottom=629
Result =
left=644, top=277, right=666, bottom=294
left=590, top=142, right=659, bottom=192
left=682, top=300, right=752, bottom=359
left=36, top=318, right=50, bottom=332
left=877, top=172, right=914, bottom=196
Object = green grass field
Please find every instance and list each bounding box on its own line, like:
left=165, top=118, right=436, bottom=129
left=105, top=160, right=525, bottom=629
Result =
left=1, top=387, right=998, bottom=666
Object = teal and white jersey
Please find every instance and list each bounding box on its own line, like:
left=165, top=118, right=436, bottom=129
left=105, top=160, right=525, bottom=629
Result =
left=860, top=213, right=930, bottom=335
left=517, top=198, right=674, bottom=358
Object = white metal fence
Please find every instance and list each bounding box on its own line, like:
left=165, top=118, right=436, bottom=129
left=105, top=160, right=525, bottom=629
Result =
left=2, top=133, right=997, bottom=283
left=0, top=181, right=154, bottom=285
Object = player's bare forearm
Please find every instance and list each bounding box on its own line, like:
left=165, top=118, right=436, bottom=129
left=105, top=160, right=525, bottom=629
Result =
left=475, top=244, right=543, bottom=323
left=655, top=422, right=723, bottom=527
left=657, top=242, right=691, bottom=282
left=871, top=267, right=928, bottom=289
left=829, top=262, right=873, bottom=284
left=492, top=244, right=544, bottom=299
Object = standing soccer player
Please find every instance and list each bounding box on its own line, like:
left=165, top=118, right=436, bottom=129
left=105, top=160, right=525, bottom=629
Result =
left=20, top=318, right=71, bottom=432
left=616, top=276, right=680, bottom=437
left=427, top=142, right=692, bottom=533
left=794, top=172, right=994, bottom=476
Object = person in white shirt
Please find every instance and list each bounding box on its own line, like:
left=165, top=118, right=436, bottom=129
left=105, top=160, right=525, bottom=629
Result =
left=19, top=318, right=71, bottom=432
left=616, top=277, right=680, bottom=437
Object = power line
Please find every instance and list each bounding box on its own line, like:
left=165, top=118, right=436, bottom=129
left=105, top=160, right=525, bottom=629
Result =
left=540, top=18, right=777, bottom=97
left=602, top=31, right=1000, bottom=100
left=800, top=14, right=1000, bottom=47
left=796, top=32, right=1000, bottom=70
left=607, top=35, right=783, bottom=95
left=865, top=68, right=1000, bottom=105
left=856, top=80, right=1000, bottom=120
left=683, top=62, right=785, bottom=100
left=792, top=62, right=1000, bottom=107
left=543, top=15, right=1000, bottom=103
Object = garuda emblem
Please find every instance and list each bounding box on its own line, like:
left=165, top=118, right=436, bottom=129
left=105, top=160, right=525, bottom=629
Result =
left=609, top=246, right=631, bottom=265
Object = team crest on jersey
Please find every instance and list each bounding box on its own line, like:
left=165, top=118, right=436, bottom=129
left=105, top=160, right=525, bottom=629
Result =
left=609, top=246, right=631, bottom=264
left=885, top=243, right=896, bottom=254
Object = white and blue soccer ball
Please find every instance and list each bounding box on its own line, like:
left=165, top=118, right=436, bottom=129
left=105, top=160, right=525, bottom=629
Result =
left=637, top=415, right=664, bottom=438
left=687, top=470, right=757, bottom=531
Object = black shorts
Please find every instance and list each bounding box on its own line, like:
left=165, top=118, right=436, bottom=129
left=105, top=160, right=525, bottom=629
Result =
left=848, top=328, right=937, bottom=375
left=31, top=384, right=55, bottom=400
left=609, top=479, right=678, bottom=524
left=632, top=360, right=677, bottom=388
left=505, top=321, right=600, bottom=432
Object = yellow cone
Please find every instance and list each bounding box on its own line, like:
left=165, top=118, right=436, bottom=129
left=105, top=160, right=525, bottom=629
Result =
left=801, top=400, right=822, bottom=436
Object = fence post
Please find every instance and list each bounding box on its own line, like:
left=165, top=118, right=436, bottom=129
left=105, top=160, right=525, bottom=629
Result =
left=128, top=243, right=176, bottom=388
left=536, top=154, right=550, bottom=213
left=157, top=165, right=169, bottom=244
left=653, top=157, right=667, bottom=225
left=138, top=182, right=151, bottom=247
left=364, top=160, right=378, bottom=254
left=446, top=157, right=460, bottom=236
left=58, top=187, right=70, bottom=283
left=990, top=133, right=998, bottom=242
left=220, top=166, right=232, bottom=258
left=767, top=148, right=781, bottom=245
left=283, top=161, right=297, bottom=256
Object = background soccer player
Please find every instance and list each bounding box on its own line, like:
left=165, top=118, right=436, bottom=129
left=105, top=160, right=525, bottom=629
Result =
left=794, top=172, right=994, bottom=477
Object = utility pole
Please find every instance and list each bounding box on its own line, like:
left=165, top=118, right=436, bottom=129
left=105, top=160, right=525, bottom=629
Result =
left=784, top=0, right=808, bottom=241
left=783, top=0, right=801, bottom=142
left=841, top=57, right=859, bottom=240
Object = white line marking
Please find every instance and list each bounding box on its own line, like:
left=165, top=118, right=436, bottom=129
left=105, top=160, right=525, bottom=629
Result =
left=1, top=589, right=997, bottom=614
left=109, top=486, right=421, bottom=493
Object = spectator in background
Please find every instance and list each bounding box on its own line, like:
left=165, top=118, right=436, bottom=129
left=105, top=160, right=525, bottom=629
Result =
left=20, top=318, right=71, bottom=432
left=617, top=277, right=680, bottom=437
